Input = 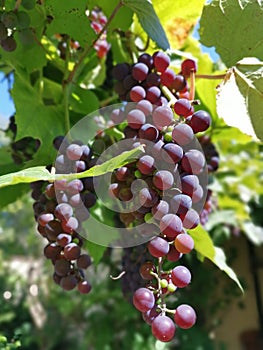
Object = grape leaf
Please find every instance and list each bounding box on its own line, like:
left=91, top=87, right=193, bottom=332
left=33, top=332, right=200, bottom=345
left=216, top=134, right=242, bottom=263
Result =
left=199, top=0, right=263, bottom=67
left=123, top=0, right=170, bottom=50
left=216, top=58, right=263, bottom=141
left=45, top=0, right=95, bottom=47
left=12, top=73, right=65, bottom=167
left=0, top=145, right=144, bottom=189
left=189, top=225, right=243, bottom=292
left=0, top=184, right=29, bottom=209
left=70, top=86, right=99, bottom=115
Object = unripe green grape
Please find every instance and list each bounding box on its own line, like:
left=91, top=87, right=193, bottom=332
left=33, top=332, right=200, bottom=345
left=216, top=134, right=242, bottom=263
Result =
left=1, top=11, right=18, bottom=29
left=1, top=36, right=17, bottom=51
left=21, top=0, right=36, bottom=10
left=17, top=11, right=31, bottom=29
left=18, top=29, right=34, bottom=46
left=0, top=21, right=8, bottom=40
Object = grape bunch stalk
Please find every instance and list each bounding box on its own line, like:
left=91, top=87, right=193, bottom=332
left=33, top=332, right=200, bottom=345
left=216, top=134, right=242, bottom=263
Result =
left=108, top=51, right=219, bottom=342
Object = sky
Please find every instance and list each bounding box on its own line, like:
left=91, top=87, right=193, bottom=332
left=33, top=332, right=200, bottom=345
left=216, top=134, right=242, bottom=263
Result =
left=0, top=72, right=15, bottom=129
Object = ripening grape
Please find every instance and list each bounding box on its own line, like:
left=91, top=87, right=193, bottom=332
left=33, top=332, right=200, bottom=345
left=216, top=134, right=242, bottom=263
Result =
left=60, top=275, right=78, bottom=291
left=160, top=214, right=183, bottom=238
left=174, top=304, right=196, bottom=329
left=138, top=123, right=159, bottom=141
left=153, top=170, right=174, bottom=190
left=160, top=68, right=176, bottom=87
left=136, top=99, right=153, bottom=116
left=189, top=110, right=211, bottom=133
left=133, top=287, right=155, bottom=312
left=78, top=280, right=92, bottom=294
left=54, top=259, right=71, bottom=276
left=181, top=149, right=206, bottom=174
left=151, top=200, right=169, bottom=220
left=192, top=184, right=204, bottom=203
left=181, top=59, right=197, bottom=78
left=173, top=98, right=194, bottom=117
left=174, top=233, right=194, bottom=254
left=61, top=216, right=79, bottom=233
left=167, top=245, right=182, bottom=262
left=138, top=187, right=158, bottom=207
left=146, top=72, right=161, bottom=87
left=181, top=208, right=200, bottom=229
left=151, top=315, right=176, bottom=342
left=1, top=11, right=18, bottom=29
left=153, top=51, right=170, bottom=73
left=137, top=155, right=155, bottom=175
left=139, top=261, right=156, bottom=280
left=54, top=203, right=73, bottom=221
left=132, top=62, right=149, bottom=81
left=181, top=174, right=199, bottom=196
left=77, top=254, right=92, bottom=269
left=171, top=265, right=191, bottom=288
left=152, top=105, right=173, bottom=130
left=162, top=143, right=183, bottom=164
left=127, top=109, right=146, bottom=129
left=1, top=36, right=17, bottom=52
left=146, top=86, right=161, bottom=104
left=171, top=75, right=187, bottom=91
left=130, top=85, right=146, bottom=102
left=172, top=123, right=194, bottom=146
left=64, top=243, right=81, bottom=260
left=147, top=236, right=169, bottom=258
left=170, top=194, right=192, bottom=216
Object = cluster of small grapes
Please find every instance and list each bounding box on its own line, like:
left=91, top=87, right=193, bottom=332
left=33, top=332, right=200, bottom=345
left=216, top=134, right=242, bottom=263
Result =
left=0, top=0, right=35, bottom=52
left=198, top=135, right=219, bottom=173
left=89, top=8, right=110, bottom=59
left=121, top=244, right=154, bottom=303
left=30, top=136, right=98, bottom=293
left=6, top=116, right=40, bottom=165
left=109, top=52, right=217, bottom=342
left=112, top=51, right=197, bottom=103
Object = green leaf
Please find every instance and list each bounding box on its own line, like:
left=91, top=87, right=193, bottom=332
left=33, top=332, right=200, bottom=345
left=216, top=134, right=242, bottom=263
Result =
left=69, top=86, right=99, bottom=115
left=0, top=184, right=29, bottom=209
left=0, top=145, right=144, bottom=188
left=45, top=0, right=96, bottom=47
left=189, top=225, right=243, bottom=292
left=216, top=58, right=263, bottom=141
left=12, top=72, right=65, bottom=167
left=85, top=240, right=107, bottom=265
left=123, top=0, right=170, bottom=50
left=199, top=0, right=263, bottom=67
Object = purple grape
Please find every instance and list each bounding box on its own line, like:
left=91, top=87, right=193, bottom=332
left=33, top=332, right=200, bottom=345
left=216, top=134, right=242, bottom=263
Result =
left=170, top=194, right=192, bottom=216
left=64, top=243, right=81, bottom=260
left=146, top=86, right=161, bottom=104
left=189, top=110, right=211, bottom=133
left=181, top=149, right=206, bottom=174
left=173, top=98, right=194, bottom=117
left=181, top=208, right=200, bottom=229
left=112, top=63, right=130, bottom=80
left=151, top=315, right=176, bottom=342
left=153, top=170, right=174, bottom=190
left=138, top=188, right=158, bottom=207
left=161, top=68, right=176, bottom=87
left=148, top=236, right=169, bottom=257
left=66, top=143, right=83, bottom=160
left=54, top=203, right=73, bottom=221
left=146, top=72, right=161, bottom=87
left=160, top=213, right=183, bottom=238
left=152, top=200, right=169, bottom=220
left=152, top=106, right=173, bottom=130
left=162, top=143, right=183, bottom=164
left=60, top=275, right=78, bottom=291
left=174, top=304, right=196, bottom=329
left=172, top=123, right=194, bottom=146
left=138, top=123, right=159, bottom=141
left=61, top=216, right=79, bottom=233
left=153, top=51, right=170, bottom=73
left=127, top=109, right=146, bottom=129
left=130, top=85, right=146, bottom=102
left=132, top=62, right=149, bottom=81
left=54, top=259, right=71, bottom=276
left=137, top=155, right=155, bottom=175
left=133, top=287, right=155, bottom=312
left=171, top=265, right=191, bottom=288
left=78, top=280, right=92, bottom=294
left=138, top=53, right=153, bottom=69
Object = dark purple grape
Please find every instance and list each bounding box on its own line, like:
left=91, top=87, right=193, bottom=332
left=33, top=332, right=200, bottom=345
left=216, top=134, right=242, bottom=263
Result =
left=146, top=72, right=161, bottom=87
left=181, top=149, right=206, bottom=174
left=44, top=243, right=61, bottom=259
left=138, top=188, right=158, bottom=207
left=151, top=200, right=169, bottom=220
left=170, top=194, right=192, bottom=216
left=138, top=53, right=153, bottom=69
left=112, top=63, right=130, bottom=80
left=172, top=123, right=194, bottom=146
left=137, top=155, right=155, bottom=175
left=132, top=62, right=149, bottom=81
left=167, top=245, right=182, bottom=262
left=127, top=109, right=146, bottom=129
left=45, top=220, right=62, bottom=241
left=1, top=36, right=17, bottom=52
left=130, top=85, right=146, bottom=102
left=60, top=275, right=78, bottom=291
left=56, top=233, right=72, bottom=247
left=171, top=75, right=187, bottom=91
left=143, top=307, right=159, bottom=325
left=139, top=123, right=159, bottom=141
left=189, top=110, right=211, bottom=133
left=173, top=98, right=194, bottom=117
left=162, top=143, right=183, bottom=164
left=54, top=259, right=71, bottom=276
left=136, top=99, right=153, bottom=116
left=181, top=174, right=199, bottom=196
left=181, top=59, right=197, bottom=77
left=66, top=143, right=83, bottom=160
left=77, top=254, right=92, bottom=269
left=61, top=216, right=79, bottom=233
left=161, top=68, right=176, bottom=87
left=146, top=86, right=161, bottom=104
left=64, top=243, right=81, bottom=260
left=54, top=203, right=73, bottom=221
left=78, top=280, right=92, bottom=294
left=38, top=212, right=54, bottom=226
left=181, top=208, right=200, bottom=229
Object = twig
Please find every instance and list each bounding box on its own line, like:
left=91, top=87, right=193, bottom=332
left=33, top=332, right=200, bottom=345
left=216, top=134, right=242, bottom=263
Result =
left=195, top=73, right=226, bottom=80
left=110, top=270, right=126, bottom=280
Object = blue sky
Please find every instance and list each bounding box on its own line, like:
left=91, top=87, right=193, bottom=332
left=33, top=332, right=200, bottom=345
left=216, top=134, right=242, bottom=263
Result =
left=0, top=72, right=15, bottom=129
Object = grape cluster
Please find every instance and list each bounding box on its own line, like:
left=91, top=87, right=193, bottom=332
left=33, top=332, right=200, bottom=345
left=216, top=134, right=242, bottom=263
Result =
left=89, top=8, right=110, bottom=59
left=31, top=136, right=98, bottom=293
left=7, top=116, right=40, bottom=165
left=108, top=52, right=217, bottom=342
left=0, top=2, right=35, bottom=52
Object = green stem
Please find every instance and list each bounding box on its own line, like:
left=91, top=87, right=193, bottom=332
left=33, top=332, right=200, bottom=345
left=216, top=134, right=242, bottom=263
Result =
left=161, top=85, right=177, bottom=106
left=63, top=38, right=72, bottom=135
left=66, top=0, right=124, bottom=85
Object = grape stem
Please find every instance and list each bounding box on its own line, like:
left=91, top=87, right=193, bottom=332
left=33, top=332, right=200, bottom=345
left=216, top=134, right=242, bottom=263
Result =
left=189, top=70, right=195, bottom=101
left=162, top=307, right=176, bottom=315
left=66, top=0, right=124, bottom=85
left=14, top=0, right=22, bottom=11
left=62, top=38, right=71, bottom=135
left=195, top=73, right=226, bottom=80
left=161, top=85, right=177, bottom=106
